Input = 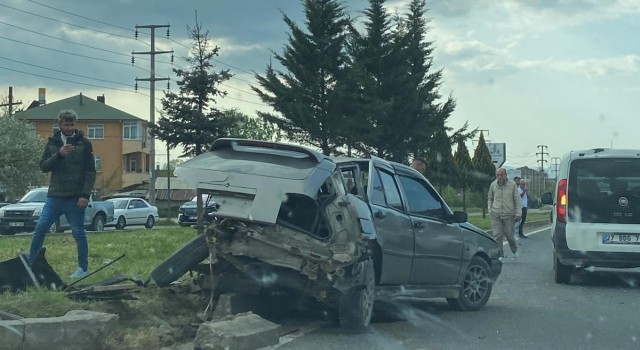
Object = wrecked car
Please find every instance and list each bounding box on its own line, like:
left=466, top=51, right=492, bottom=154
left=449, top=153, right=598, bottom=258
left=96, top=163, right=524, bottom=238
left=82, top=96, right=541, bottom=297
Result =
left=150, top=138, right=502, bottom=331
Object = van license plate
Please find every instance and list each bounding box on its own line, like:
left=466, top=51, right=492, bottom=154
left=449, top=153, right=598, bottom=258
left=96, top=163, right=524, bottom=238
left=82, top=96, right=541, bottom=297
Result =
left=9, top=222, right=24, bottom=227
left=602, top=233, right=640, bottom=244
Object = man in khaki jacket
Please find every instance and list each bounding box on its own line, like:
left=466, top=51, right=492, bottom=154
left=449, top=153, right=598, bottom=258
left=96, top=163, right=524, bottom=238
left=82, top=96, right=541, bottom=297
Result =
left=488, top=167, right=522, bottom=261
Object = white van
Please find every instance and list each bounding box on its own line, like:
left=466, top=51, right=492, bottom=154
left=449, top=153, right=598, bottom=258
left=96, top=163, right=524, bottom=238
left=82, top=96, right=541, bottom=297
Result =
left=542, top=148, right=640, bottom=283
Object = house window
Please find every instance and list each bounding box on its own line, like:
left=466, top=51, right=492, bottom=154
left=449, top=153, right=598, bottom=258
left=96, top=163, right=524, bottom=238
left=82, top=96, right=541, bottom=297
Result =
left=130, top=158, right=137, bottom=172
left=123, top=122, right=142, bottom=140
left=87, top=124, right=104, bottom=139
left=95, top=155, right=103, bottom=172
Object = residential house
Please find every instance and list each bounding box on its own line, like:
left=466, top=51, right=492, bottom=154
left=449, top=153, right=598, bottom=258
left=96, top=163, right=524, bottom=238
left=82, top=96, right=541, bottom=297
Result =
left=14, top=93, right=150, bottom=194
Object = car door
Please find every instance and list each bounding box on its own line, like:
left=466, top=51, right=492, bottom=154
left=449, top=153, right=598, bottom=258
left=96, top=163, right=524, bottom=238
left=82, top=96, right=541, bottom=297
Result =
left=397, top=174, right=464, bottom=285
left=367, top=157, right=414, bottom=285
left=129, top=199, right=146, bottom=224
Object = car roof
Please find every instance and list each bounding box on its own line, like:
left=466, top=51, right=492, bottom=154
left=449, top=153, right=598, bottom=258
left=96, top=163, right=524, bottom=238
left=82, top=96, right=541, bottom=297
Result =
left=567, top=148, right=640, bottom=160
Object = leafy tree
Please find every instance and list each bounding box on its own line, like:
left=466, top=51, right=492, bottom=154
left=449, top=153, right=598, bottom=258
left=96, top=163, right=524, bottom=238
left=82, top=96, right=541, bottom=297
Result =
left=157, top=158, right=186, bottom=178
left=471, top=131, right=496, bottom=217
left=224, top=109, right=282, bottom=142
left=150, top=17, right=237, bottom=157
left=252, top=0, right=352, bottom=155
left=0, top=115, right=46, bottom=199
left=453, top=137, right=474, bottom=211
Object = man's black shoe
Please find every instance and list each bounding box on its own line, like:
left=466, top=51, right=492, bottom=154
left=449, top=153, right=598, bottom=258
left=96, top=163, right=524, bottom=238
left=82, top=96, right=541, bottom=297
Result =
left=519, top=234, right=528, bottom=239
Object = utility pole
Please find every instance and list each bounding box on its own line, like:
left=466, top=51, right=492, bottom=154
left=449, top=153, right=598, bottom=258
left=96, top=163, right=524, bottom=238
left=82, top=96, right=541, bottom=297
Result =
left=132, top=24, right=173, bottom=206
left=537, top=145, right=549, bottom=196
left=0, top=87, right=22, bottom=116
left=551, top=157, right=561, bottom=180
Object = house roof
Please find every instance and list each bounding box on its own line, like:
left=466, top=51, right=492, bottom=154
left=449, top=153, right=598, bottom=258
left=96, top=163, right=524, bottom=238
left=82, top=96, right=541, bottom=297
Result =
left=14, top=94, right=144, bottom=122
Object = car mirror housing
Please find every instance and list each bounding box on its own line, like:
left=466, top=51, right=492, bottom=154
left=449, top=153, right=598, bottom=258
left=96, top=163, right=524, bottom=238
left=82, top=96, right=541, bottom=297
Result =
left=451, top=211, right=468, bottom=223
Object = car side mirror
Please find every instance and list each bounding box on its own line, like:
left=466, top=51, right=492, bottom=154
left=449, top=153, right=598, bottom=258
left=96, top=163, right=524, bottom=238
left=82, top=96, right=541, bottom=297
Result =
left=541, top=192, right=553, bottom=205
left=451, top=211, right=468, bottom=223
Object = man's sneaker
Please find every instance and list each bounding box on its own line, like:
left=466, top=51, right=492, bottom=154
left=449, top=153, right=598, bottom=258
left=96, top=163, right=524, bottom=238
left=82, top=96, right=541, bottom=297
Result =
left=498, top=256, right=504, bottom=263
left=512, top=252, right=520, bottom=261
left=70, top=267, right=88, bottom=279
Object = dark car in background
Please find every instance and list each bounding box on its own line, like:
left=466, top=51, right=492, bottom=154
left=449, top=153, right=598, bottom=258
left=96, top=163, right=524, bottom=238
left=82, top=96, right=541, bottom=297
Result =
left=151, top=138, right=502, bottom=331
left=177, top=195, right=220, bottom=227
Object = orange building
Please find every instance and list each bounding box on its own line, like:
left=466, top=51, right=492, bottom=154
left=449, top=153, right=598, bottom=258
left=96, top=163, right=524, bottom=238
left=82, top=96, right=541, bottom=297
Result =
left=15, top=93, right=151, bottom=195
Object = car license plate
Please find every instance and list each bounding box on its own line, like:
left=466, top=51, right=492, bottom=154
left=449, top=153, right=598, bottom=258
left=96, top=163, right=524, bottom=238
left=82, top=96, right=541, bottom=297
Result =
left=602, top=233, right=640, bottom=244
left=9, top=222, right=24, bottom=227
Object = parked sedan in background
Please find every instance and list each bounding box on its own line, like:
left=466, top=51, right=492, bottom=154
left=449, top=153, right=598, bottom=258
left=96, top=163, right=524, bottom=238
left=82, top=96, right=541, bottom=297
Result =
left=107, top=197, right=159, bottom=230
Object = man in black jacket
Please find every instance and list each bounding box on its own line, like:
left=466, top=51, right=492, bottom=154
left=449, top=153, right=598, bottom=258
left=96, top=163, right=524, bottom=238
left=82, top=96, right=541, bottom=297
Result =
left=28, top=109, right=96, bottom=279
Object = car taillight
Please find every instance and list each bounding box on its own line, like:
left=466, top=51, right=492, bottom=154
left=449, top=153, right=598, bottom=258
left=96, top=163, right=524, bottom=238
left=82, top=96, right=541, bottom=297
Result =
left=557, top=179, right=567, bottom=223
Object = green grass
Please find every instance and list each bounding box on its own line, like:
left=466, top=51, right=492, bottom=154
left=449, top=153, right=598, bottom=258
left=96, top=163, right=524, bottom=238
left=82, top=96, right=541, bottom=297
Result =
left=0, top=227, right=197, bottom=284
left=0, top=227, right=204, bottom=349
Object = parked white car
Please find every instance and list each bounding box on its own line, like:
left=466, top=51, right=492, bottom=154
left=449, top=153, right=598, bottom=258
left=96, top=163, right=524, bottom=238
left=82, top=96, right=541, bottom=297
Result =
left=107, top=197, right=159, bottom=230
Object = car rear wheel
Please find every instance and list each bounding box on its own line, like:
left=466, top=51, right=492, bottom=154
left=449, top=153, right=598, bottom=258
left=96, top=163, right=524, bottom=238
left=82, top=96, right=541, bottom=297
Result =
left=554, top=252, right=573, bottom=284
left=145, top=216, right=155, bottom=229
left=90, top=214, right=105, bottom=231
left=338, top=259, right=375, bottom=332
left=115, top=216, right=126, bottom=230
left=150, top=233, right=210, bottom=287
left=447, top=256, right=492, bottom=311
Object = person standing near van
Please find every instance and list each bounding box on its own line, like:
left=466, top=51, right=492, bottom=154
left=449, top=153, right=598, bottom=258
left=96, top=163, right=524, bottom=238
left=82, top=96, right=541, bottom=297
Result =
left=517, top=180, right=528, bottom=238
left=488, top=168, right=522, bottom=260
left=28, top=109, right=96, bottom=279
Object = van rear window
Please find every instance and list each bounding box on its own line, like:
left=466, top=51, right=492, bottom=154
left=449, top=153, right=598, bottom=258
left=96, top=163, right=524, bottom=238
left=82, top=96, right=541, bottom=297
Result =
left=568, top=158, right=640, bottom=224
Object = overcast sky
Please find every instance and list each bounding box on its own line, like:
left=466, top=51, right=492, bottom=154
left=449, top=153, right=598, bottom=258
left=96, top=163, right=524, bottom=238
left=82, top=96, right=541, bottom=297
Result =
left=1, top=0, right=639, bottom=169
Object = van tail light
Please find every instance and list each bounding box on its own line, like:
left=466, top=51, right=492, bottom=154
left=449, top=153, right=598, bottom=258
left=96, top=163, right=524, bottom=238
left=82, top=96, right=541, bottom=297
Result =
left=557, top=179, right=568, bottom=223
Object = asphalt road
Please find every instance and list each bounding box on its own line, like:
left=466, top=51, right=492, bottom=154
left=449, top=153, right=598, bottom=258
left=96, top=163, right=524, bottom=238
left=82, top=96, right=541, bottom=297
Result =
left=264, top=226, right=640, bottom=350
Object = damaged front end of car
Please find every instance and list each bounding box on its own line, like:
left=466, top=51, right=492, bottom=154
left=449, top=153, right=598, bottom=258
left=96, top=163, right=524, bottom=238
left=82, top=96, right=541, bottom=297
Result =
left=151, top=138, right=377, bottom=305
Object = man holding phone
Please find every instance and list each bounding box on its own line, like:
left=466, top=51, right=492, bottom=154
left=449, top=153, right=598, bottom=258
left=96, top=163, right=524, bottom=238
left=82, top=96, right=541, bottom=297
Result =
left=28, top=109, right=96, bottom=279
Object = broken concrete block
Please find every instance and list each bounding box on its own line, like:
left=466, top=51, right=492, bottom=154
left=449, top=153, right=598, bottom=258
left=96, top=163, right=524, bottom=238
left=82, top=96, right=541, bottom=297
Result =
left=212, top=293, right=258, bottom=319
left=193, top=312, right=280, bottom=350
left=0, top=310, right=118, bottom=350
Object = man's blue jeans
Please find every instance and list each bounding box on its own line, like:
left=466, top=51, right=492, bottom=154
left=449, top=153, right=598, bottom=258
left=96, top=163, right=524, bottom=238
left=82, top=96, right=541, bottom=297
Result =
left=29, top=197, right=88, bottom=271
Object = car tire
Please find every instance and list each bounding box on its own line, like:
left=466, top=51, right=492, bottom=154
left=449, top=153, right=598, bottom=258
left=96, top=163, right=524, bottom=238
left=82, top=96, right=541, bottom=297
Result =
left=90, top=214, right=105, bottom=231
left=145, top=216, right=155, bottom=229
left=554, top=252, right=573, bottom=284
left=447, top=256, right=492, bottom=311
left=338, top=259, right=375, bottom=332
left=115, top=216, right=126, bottom=230
left=150, top=233, right=210, bottom=287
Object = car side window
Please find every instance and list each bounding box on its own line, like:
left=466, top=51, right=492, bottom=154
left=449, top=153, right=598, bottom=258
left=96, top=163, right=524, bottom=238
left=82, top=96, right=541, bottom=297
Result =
left=377, top=169, right=404, bottom=211
left=398, top=175, right=445, bottom=219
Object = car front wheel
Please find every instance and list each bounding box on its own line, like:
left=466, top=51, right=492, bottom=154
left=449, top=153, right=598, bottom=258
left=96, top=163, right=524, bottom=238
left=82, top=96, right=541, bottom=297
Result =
left=115, top=216, right=126, bottom=230
left=338, top=259, right=375, bottom=332
left=447, top=256, right=492, bottom=311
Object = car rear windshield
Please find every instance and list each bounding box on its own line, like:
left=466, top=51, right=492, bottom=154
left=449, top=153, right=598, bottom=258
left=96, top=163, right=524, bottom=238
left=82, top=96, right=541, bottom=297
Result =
left=568, top=158, right=640, bottom=224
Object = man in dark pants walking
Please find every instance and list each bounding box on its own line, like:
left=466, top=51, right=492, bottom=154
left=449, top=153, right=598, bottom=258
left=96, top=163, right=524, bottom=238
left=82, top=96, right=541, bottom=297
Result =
left=28, top=109, right=96, bottom=279
left=517, top=180, right=528, bottom=238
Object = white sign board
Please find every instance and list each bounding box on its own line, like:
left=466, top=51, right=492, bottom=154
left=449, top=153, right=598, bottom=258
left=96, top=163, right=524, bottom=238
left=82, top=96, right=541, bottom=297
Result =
left=486, top=143, right=506, bottom=168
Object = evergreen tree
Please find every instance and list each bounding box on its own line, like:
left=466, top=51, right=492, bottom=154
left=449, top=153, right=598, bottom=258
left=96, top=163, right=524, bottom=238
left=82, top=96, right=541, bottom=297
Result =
left=471, top=131, right=496, bottom=217
left=423, top=127, right=457, bottom=192
left=453, top=137, right=474, bottom=211
left=151, top=17, right=237, bottom=157
left=252, top=0, right=352, bottom=155
left=224, top=109, right=282, bottom=142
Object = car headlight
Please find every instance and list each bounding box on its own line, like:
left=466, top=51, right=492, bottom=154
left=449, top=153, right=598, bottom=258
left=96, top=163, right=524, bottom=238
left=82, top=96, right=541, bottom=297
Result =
left=32, top=208, right=42, bottom=216
left=0, top=209, right=5, bottom=217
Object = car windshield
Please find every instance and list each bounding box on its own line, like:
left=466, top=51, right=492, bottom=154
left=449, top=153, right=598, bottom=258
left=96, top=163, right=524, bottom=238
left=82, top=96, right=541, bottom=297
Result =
left=19, top=190, right=47, bottom=203
left=108, top=199, right=129, bottom=210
